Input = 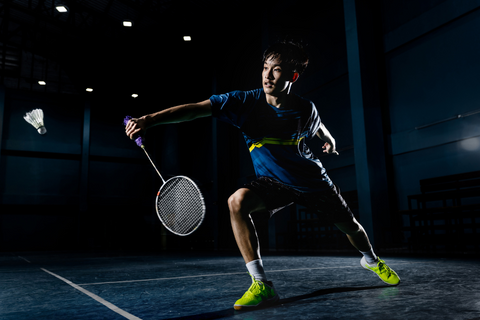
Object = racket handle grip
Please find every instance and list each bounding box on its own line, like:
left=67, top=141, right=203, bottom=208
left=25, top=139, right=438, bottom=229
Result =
left=123, top=115, right=144, bottom=148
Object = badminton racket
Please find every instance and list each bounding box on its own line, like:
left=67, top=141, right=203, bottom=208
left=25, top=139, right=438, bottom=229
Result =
left=123, top=116, right=206, bottom=236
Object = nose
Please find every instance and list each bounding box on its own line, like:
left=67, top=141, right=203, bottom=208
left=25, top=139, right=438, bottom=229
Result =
left=265, top=68, right=274, bottom=80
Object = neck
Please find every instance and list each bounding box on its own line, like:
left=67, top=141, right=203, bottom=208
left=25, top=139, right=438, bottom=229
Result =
left=265, top=85, right=292, bottom=109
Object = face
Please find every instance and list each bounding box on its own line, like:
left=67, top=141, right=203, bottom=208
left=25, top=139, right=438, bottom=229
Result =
left=262, top=56, right=293, bottom=96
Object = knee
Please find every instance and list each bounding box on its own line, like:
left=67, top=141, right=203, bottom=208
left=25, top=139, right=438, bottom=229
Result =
left=228, top=188, right=256, bottom=219
left=228, top=188, right=266, bottom=220
left=228, top=190, right=246, bottom=216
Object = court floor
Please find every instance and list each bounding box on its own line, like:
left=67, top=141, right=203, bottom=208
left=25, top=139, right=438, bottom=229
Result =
left=1, top=251, right=479, bottom=320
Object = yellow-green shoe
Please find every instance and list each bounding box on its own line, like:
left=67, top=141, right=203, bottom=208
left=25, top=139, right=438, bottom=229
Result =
left=361, top=257, right=400, bottom=285
left=234, top=274, right=279, bottom=310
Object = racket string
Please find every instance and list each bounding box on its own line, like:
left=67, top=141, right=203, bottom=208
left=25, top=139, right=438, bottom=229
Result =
left=157, top=177, right=205, bottom=235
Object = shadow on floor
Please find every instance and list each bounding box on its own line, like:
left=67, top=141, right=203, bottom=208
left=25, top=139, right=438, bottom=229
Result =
left=165, top=284, right=390, bottom=320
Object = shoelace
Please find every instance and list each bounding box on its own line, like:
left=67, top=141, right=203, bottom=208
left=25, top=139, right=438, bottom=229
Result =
left=241, top=281, right=258, bottom=298
left=377, top=261, right=393, bottom=277
left=247, top=280, right=270, bottom=298
left=252, top=281, right=264, bottom=293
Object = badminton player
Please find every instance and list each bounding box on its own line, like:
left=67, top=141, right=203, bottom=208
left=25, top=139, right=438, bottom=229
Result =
left=125, top=40, right=400, bottom=310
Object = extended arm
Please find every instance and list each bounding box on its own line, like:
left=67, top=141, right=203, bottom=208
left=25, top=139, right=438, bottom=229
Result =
left=125, top=99, right=212, bottom=140
left=315, top=122, right=339, bottom=155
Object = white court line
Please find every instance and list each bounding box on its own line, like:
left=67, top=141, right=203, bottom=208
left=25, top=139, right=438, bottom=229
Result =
left=18, top=256, right=31, bottom=263
left=79, top=261, right=419, bottom=286
left=41, top=268, right=142, bottom=320
left=79, top=271, right=247, bottom=286
left=79, top=266, right=357, bottom=286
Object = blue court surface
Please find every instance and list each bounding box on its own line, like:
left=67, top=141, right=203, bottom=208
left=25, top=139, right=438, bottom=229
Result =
left=1, top=252, right=479, bottom=320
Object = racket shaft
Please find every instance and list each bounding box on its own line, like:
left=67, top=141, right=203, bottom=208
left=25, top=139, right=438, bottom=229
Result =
left=141, top=146, right=165, bottom=183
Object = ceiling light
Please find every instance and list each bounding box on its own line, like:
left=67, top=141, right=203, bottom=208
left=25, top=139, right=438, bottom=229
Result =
left=131, top=93, right=138, bottom=98
left=38, top=81, right=46, bottom=85
left=86, top=88, right=93, bottom=92
left=183, top=36, right=192, bottom=41
left=123, top=20, right=133, bottom=27
left=56, top=5, right=68, bottom=12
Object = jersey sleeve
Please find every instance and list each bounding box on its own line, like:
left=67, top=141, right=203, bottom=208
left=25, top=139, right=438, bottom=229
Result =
left=306, top=101, right=322, bottom=139
left=209, top=90, right=259, bottom=128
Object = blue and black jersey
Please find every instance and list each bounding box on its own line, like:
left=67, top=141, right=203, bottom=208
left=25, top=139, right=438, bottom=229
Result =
left=210, top=88, right=333, bottom=192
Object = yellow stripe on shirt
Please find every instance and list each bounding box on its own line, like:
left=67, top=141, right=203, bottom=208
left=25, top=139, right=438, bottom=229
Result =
left=249, top=136, right=305, bottom=152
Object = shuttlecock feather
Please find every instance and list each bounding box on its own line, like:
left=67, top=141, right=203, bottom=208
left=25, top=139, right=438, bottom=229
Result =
left=24, top=109, right=47, bottom=134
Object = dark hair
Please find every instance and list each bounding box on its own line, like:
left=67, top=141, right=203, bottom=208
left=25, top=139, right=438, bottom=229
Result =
left=262, top=40, right=309, bottom=75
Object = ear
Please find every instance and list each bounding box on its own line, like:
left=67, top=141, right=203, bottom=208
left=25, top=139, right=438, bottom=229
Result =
left=291, top=72, right=300, bottom=83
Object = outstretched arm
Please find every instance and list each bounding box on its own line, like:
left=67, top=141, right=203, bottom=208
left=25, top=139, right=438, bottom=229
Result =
left=125, top=99, right=212, bottom=140
left=316, top=122, right=339, bottom=155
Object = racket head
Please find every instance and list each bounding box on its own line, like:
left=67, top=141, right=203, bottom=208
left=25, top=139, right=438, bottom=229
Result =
left=155, top=176, right=206, bottom=236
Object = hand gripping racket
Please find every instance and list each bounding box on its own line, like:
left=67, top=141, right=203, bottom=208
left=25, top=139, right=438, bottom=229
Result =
left=124, top=116, right=206, bottom=236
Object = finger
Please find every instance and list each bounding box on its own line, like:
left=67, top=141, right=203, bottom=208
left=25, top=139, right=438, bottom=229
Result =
left=125, top=123, right=132, bottom=135
left=125, top=119, right=136, bottom=131
left=125, top=124, right=134, bottom=137
left=132, top=128, right=142, bottom=138
left=127, top=127, right=141, bottom=140
left=125, top=121, right=140, bottom=136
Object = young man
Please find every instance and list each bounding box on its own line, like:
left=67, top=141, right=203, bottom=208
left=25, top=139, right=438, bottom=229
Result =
left=125, top=41, right=400, bottom=310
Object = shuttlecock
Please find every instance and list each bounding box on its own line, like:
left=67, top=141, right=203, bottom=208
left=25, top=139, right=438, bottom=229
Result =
left=24, top=109, right=47, bottom=134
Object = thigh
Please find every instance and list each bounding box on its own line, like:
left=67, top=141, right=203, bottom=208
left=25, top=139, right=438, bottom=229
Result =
left=229, top=187, right=268, bottom=214
left=299, top=184, right=355, bottom=224
left=243, top=177, right=297, bottom=217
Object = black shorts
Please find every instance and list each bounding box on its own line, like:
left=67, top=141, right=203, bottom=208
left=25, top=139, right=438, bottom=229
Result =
left=244, top=176, right=355, bottom=224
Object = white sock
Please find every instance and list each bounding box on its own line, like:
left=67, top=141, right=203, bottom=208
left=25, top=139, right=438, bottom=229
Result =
left=360, top=248, right=378, bottom=266
left=246, top=259, right=268, bottom=282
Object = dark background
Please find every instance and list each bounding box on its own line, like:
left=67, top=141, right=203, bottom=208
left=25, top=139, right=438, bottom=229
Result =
left=1, top=0, right=479, bottom=256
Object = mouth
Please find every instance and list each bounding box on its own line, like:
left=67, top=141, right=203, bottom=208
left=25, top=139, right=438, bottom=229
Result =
left=264, top=82, right=274, bottom=88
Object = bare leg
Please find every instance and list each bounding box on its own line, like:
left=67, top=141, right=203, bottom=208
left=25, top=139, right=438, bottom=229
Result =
left=334, top=218, right=372, bottom=252
left=228, top=188, right=267, bottom=264
left=335, top=218, right=400, bottom=285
